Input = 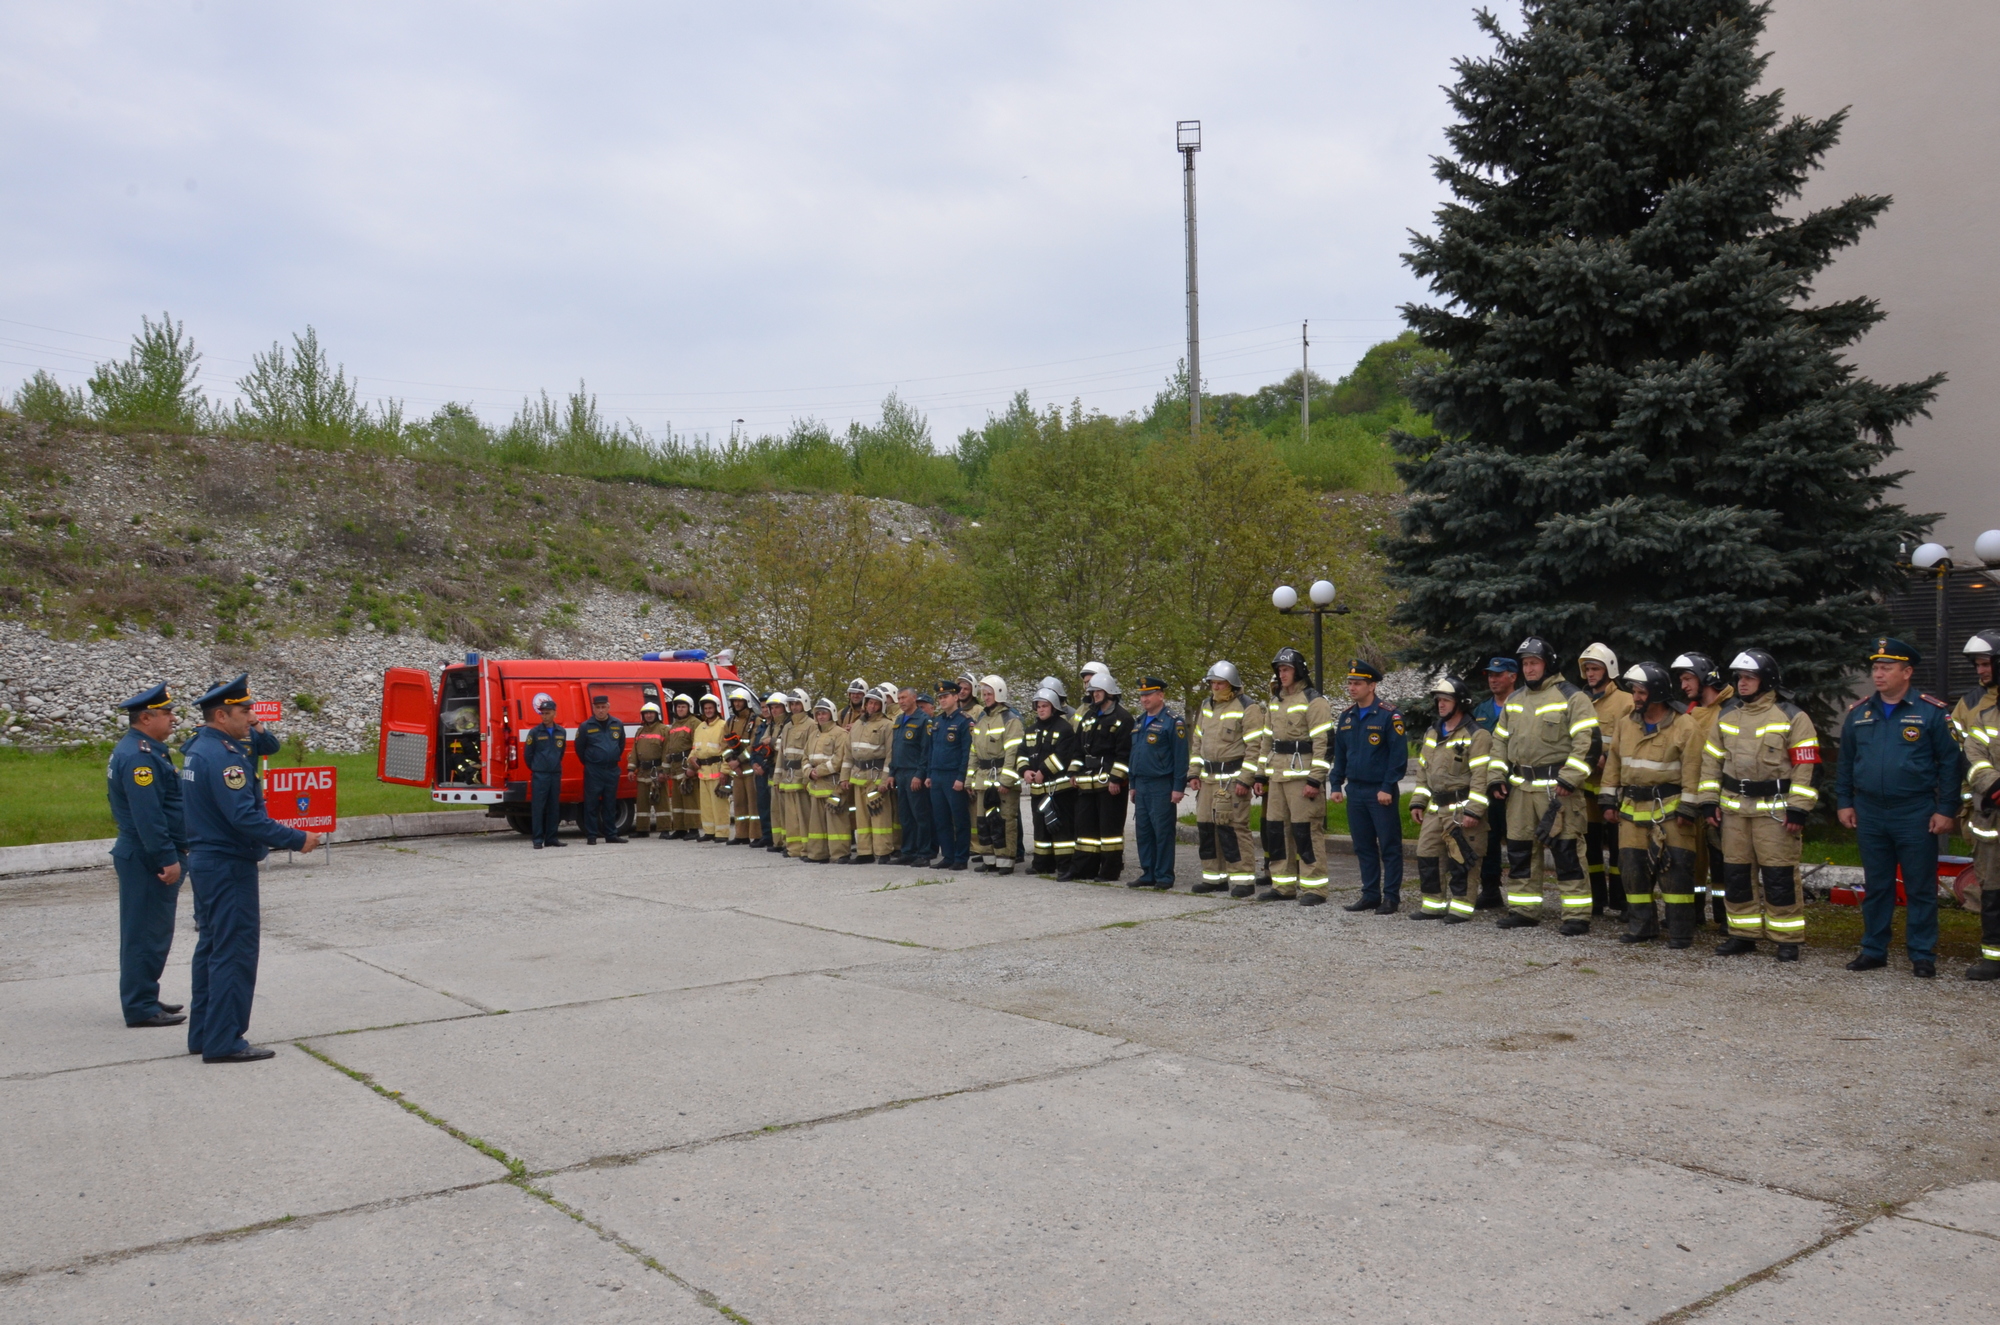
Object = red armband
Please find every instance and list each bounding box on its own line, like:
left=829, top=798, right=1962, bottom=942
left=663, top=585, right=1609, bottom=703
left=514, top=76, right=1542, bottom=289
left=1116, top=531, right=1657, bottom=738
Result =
left=1789, top=745, right=1819, bottom=765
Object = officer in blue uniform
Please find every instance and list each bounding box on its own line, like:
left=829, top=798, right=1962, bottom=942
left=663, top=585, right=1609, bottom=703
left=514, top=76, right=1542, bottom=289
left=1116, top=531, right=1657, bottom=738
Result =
left=1127, top=677, right=1190, bottom=891
left=925, top=686, right=974, bottom=869
left=182, top=674, right=319, bottom=1063
left=108, top=682, right=189, bottom=1028
left=1471, top=657, right=1519, bottom=908
left=576, top=693, right=628, bottom=844
left=1330, top=660, right=1410, bottom=913
left=1836, top=637, right=1962, bottom=978
left=524, top=694, right=567, bottom=847
left=891, top=688, right=934, bottom=865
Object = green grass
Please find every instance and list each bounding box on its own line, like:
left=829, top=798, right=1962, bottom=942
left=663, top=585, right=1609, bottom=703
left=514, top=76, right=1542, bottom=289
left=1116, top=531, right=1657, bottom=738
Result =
left=0, top=743, right=469, bottom=847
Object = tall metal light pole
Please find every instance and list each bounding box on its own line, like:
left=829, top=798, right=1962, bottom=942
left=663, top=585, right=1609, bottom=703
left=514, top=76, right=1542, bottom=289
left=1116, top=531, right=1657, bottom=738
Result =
left=1177, top=120, right=1201, bottom=440
left=1271, top=579, right=1349, bottom=691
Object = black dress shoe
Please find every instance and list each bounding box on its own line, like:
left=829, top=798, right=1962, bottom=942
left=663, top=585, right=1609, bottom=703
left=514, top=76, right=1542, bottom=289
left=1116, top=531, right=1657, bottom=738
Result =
left=1494, top=913, right=1539, bottom=929
left=1375, top=900, right=1400, bottom=916
left=1127, top=878, right=1155, bottom=889
left=1342, top=897, right=1377, bottom=912
left=547, top=839, right=567, bottom=847
left=533, top=842, right=545, bottom=849
left=203, top=1046, right=277, bottom=1063
left=605, top=836, right=629, bottom=844
left=159, top=1002, right=184, bottom=1014
left=1151, top=881, right=1174, bottom=891
left=950, top=862, right=969, bottom=871
left=1846, top=954, right=1888, bottom=972
left=1911, top=959, right=1936, bottom=979
left=586, top=838, right=598, bottom=846
left=127, top=1011, right=186, bottom=1028
left=1715, top=937, right=1759, bottom=956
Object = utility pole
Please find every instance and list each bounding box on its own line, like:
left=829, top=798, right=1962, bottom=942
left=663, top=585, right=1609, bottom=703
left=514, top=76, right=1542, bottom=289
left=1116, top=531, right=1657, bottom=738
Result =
left=1177, top=120, right=1201, bottom=440
left=1300, top=320, right=1310, bottom=441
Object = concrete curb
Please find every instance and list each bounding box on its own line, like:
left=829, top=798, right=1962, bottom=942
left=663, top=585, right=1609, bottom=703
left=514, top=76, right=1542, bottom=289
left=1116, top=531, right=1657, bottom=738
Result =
left=0, top=810, right=501, bottom=880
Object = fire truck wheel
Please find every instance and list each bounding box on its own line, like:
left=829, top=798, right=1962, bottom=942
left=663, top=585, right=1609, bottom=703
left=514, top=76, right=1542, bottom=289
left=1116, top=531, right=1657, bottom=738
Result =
left=506, top=812, right=533, bottom=837
left=615, top=799, right=636, bottom=836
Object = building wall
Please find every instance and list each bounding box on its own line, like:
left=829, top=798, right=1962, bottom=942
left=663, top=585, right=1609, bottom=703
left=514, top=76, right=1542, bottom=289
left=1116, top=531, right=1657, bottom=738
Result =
left=1763, top=0, right=2000, bottom=558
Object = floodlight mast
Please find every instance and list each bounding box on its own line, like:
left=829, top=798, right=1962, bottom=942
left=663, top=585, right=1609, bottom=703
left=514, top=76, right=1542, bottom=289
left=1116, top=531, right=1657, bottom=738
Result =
left=1178, top=120, right=1201, bottom=441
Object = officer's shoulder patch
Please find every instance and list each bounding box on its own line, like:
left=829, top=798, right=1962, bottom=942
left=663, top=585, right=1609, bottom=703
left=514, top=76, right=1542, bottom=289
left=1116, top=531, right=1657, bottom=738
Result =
left=132, top=765, right=154, bottom=787
left=222, top=765, right=248, bottom=790
left=1921, top=693, right=1949, bottom=710
left=137, top=739, right=152, bottom=753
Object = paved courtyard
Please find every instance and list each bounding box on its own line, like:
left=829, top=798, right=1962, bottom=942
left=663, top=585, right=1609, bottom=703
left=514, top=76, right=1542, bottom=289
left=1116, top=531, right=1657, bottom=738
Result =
left=3, top=832, right=1998, bottom=1323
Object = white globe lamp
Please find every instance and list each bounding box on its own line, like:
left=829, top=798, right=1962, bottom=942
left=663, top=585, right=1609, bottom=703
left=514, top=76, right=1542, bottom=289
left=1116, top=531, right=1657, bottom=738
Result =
left=1271, top=585, right=1298, bottom=611
left=1308, top=579, right=1337, bottom=607
left=1911, top=542, right=1950, bottom=571
left=1975, top=529, right=2000, bottom=567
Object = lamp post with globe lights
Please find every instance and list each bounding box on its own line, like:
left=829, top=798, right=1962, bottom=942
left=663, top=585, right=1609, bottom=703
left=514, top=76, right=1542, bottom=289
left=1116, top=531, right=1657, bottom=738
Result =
left=1271, top=578, right=1349, bottom=689
left=1910, top=529, right=2000, bottom=698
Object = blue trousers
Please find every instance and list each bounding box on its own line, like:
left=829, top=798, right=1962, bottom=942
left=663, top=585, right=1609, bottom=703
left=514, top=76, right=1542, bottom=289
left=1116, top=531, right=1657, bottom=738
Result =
left=897, top=772, right=934, bottom=859
left=1856, top=798, right=1940, bottom=963
left=929, top=780, right=970, bottom=866
left=1346, top=784, right=1404, bottom=905
left=531, top=773, right=562, bottom=844
left=116, top=846, right=183, bottom=1023
left=1132, top=777, right=1178, bottom=884
left=186, top=852, right=261, bottom=1059
left=757, top=770, right=774, bottom=841
left=583, top=767, right=621, bottom=839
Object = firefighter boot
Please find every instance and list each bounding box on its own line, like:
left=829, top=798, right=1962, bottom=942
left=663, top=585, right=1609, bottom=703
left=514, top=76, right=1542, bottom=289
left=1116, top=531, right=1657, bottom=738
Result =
left=1192, top=823, right=1227, bottom=894
left=1969, top=884, right=2000, bottom=980
left=1442, top=858, right=1474, bottom=923
left=1663, top=847, right=1699, bottom=949
left=1552, top=838, right=1591, bottom=935
left=1616, top=847, right=1659, bottom=944
left=1414, top=856, right=1445, bottom=920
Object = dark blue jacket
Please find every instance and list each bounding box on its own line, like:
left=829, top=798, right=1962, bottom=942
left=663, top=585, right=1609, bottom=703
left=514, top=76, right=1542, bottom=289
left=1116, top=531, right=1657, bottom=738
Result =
left=524, top=721, right=567, bottom=775
left=1473, top=697, right=1504, bottom=733
left=575, top=715, right=626, bottom=769
left=1836, top=691, right=1961, bottom=814
left=108, top=727, right=187, bottom=869
left=892, top=709, right=932, bottom=772
left=1129, top=708, right=1189, bottom=781
left=927, top=710, right=973, bottom=779
left=182, top=725, right=308, bottom=860
left=1331, top=703, right=1408, bottom=789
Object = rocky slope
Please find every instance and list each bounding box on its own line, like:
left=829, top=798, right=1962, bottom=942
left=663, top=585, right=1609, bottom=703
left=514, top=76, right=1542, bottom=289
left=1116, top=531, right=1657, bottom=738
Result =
left=0, top=420, right=942, bottom=750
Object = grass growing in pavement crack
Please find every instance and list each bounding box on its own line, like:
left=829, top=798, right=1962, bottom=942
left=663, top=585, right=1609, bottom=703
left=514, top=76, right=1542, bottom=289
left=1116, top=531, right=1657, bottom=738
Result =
left=1102, top=921, right=1140, bottom=929
left=513, top=1180, right=756, bottom=1323
left=869, top=877, right=944, bottom=892
left=295, top=1043, right=526, bottom=1178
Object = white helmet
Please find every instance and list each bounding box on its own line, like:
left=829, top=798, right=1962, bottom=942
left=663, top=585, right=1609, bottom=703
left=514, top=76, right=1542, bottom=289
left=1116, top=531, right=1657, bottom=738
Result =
left=1091, top=672, right=1122, bottom=698
left=640, top=700, right=661, bottom=716
left=979, top=674, right=1009, bottom=707
left=791, top=686, right=810, bottom=706
left=1965, top=630, right=2000, bottom=657
left=1203, top=660, right=1242, bottom=689
left=1037, top=675, right=1068, bottom=700
left=764, top=691, right=790, bottom=706
left=698, top=692, right=721, bottom=712
left=723, top=680, right=755, bottom=706
left=1579, top=642, right=1619, bottom=676
left=847, top=677, right=868, bottom=696
left=873, top=683, right=898, bottom=706
left=1032, top=685, right=1063, bottom=709
left=814, top=696, right=836, bottom=715
left=1081, top=660, right=1107, bottom=683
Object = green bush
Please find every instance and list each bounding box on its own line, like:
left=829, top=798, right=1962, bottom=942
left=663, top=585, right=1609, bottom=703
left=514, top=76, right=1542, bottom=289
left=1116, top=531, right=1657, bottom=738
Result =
left=10, top=370, right=88, bottom=425
left=86, top=312, right=207, bottom=427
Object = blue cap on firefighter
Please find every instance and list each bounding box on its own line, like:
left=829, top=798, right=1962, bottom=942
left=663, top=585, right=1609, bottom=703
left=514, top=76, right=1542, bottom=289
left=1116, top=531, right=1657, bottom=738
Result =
left=1346, top=659, right=1384, bottom=682
left=1868, top=636, right=1920, bottom=666
left=196, top=674, right=253, bottom=711
left=118, top=682, right=173, bottom=712
left=1485, top=657, right=1520, bottom=674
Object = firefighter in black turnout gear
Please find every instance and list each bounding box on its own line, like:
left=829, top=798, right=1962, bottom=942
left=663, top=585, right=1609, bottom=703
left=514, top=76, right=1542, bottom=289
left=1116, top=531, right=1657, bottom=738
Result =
left=1071, top=674, right=1135, bottom=881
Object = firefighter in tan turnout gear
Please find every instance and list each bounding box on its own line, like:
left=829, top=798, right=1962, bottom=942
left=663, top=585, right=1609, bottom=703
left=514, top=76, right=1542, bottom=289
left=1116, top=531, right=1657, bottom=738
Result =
left=970, top=676, right=1025, bottom=874
left=779, top=692, right=813, bottom=859
left=723, top=683, right=761, bottom=845
left=1409, top=676, right=1491, bottom=922
left=1577, top=642, right=1635, bottom=917
left=1258, top=648, right=1334, bottom=904
left=1598, top=662, right=1703, bottom=947
left=1488, top=638, right=1601, bottom=933
left=627, top=701, right=672, bottom=837
left=1958, top=631, right=2000, bottom=980
left=690, top=693, right=731, bottom=841
left=1186, top=661, right=1266, bottom=897
left=844, top=687, right=898, bottom=864
left=1696, top=650, right=1818, bottom=961
left=1672, top=652, right=1734, bottom=928
left=660, top=695, right=699, bottom=838
left=803, top=697, right=852, bottom=862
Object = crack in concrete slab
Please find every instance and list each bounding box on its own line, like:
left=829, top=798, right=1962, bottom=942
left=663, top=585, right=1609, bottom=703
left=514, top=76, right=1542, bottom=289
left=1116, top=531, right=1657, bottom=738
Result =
left=1648, top=1209, right=1878, bottom=1323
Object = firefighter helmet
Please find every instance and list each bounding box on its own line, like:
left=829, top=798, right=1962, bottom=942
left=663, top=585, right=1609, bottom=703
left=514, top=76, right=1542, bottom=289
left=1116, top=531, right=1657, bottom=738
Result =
left=671, top=693, right=694, bottom=713
left=763, top=691, right=789, bottom=707
left=1620, top=661, right=1672, bottom=706
left=1038, top=675, right=1069, bottom=700
left=1515, top=637, right=1558, bottom=666
left=1032, top=685, right=1063, bottom=710
left=1271, top=647, right=1312, bottom=689
left=979, top=674, right=1009, bottom=707
left=847, top=677, right=868, bottom=696
left=814, top=696, right=836, bottom=715
left=640, top=701, right=661, bottom=716
left=1578, top=642, right=1619, bottom=677
left=1964, top=630, right=2000, bottom=657
left=1430, top=675, right=1473, bottom=707
left=1670, top=651, right=1722, bottom=692
left=698, top=691, right=721, bottom=713
left=791, top=686, right=809, bottom=706
left=1204, top=660, right=1243, bottom=689
left=1090, top=672, right=1122, bottom=698
left=1728, top=649, right=1782, bottom=690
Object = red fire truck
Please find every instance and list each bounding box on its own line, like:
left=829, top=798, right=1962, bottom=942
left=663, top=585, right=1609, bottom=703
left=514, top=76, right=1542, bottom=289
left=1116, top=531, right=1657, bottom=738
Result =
left=376, top=650, right=749, bottom=837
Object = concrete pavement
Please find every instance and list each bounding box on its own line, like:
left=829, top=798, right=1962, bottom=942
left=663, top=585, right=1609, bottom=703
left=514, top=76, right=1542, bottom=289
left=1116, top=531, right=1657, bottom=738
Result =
left=2, top=833, right=1994, bottom=1322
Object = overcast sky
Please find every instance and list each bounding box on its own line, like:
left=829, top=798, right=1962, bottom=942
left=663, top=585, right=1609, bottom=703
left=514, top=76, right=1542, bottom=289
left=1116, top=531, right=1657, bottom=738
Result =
left=0, top=0, right=1483, bottom=443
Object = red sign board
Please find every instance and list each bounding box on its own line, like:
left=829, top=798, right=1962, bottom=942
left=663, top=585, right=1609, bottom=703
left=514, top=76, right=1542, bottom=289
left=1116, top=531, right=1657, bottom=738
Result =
left=268, top=765, right=337, bottom=833
left=252, top=699, right=283, bottom=723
